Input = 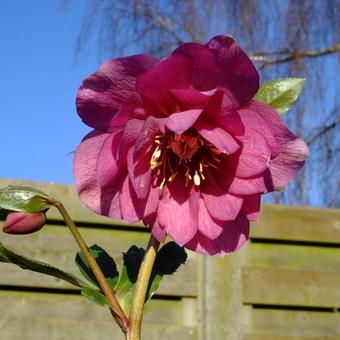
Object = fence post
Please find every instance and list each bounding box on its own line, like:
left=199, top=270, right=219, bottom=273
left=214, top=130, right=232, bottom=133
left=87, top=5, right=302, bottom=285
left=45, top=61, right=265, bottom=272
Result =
left=198, top=248, right=247, bottom=340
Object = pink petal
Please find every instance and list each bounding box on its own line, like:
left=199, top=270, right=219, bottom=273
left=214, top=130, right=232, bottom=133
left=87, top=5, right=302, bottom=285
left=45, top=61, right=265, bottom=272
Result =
left=3, top=212, right=46, bottom=235
left=168, top=88, right=214, bottom=110
left=228, top=129, right=271, bottom=178
left=195, top=122, right=240, bottom=154
left=201, top=170, right=243, bottom=221
left=160, top=109, right=203, bottom=134
left=197, top=198, right=224, bottom=239
left=241, top=194, right=261, bottom=221
left=119, top=175, right=146, bottom=223
left=77, top=55, right=158, bottom=130
left=185, top=216, right=250, bottom=255
left=245, top=101, right=309, bottom=190
left=173, top=35, right=259, bottom=102
left=238, top=108, right=280, bottom=157
left=118, top=118, right=144, bottom=159
left=96, top=130, right=125, bottom=188
left=73, top=131, right=121, bottom=218
left=136, top=54, right=191, bottom=114
left=158, top=179, right=199, bottom=245
left=214, top=158, right=267, bottom=195
left=127, top=147, right=153, bottom=199
left=133, top=116, right=161, bottom=161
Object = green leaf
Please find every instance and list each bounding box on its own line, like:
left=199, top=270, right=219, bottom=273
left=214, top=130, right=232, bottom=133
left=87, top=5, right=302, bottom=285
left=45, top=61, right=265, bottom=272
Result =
left=114, top=246, right=145, bottom=314
left=0, top=186, right=52, bottom=213
left=0, top=241, right=86, bottom=287
left=75, top=244, right=119, bottom=289
left=81, top=286, right=108, bottom=307
left=254, top=78, right=305, bottom=115
left=114, top=243, right=188, bottom=314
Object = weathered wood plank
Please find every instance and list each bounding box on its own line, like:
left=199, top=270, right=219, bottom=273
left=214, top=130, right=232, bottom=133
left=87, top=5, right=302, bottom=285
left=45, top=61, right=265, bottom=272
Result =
left=0, top=225, right=197, bottom=297
left=251, top=205, right=340, bottom=244
left=2, top=179, right=340, bottom=245
left=243, top=307, right=340, bottom=338
left=0, top=178, right=130, bottom=226
left=248, top=243, right=340, bottom=271
left=198, top=247, right=247, bottom=340
left=244, top=335, right=339, bottom=340
left=243, top=267, right=340, bottom=308
left=0, top=291, right=196, bottom=340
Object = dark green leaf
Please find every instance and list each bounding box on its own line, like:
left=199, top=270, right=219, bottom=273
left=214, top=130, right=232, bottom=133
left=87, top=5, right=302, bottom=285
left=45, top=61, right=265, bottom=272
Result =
left=114, top=246, right=145, bottom=314
left=81, top=286, right=108, bottom=307
left=0, top=241, right=85, bottom=287
left=254, top=78, right=305, bottom=115
left=154, top=242, right=187, bottom=276
left=0, top=186, right=52, bottom=213
left=75, top=244, right=119, bottom=289
left=114, top=243, right=187, bottom=314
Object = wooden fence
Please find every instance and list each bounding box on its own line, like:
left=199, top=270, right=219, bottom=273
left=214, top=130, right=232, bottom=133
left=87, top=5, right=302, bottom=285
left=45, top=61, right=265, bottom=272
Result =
left=0, top=179, right=339, bottom=340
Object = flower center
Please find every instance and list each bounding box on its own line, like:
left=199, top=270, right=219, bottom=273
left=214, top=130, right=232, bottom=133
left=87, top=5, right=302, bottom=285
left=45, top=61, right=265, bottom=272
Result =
left=149, top=130, right=221, bottom=189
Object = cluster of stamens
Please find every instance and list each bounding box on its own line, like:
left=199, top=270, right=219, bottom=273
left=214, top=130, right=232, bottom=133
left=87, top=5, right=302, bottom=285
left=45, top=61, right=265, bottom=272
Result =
left=150, top=131, right=221, bottom=189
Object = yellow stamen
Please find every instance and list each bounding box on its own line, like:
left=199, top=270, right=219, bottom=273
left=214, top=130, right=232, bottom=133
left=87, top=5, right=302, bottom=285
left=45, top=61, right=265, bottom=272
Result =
left=159, top=178, right=166, bottom=189
left=200, top=172, right=205, bottom=180
left=168, top=172, right=178, bottom=182
left=194, top=171, right=201, bottom=186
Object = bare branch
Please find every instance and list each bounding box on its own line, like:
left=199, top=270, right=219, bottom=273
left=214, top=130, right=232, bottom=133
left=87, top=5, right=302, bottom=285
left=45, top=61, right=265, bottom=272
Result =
left=306, top=117, right=340, bottom=145
left=250, top=43, right=340, bottom=68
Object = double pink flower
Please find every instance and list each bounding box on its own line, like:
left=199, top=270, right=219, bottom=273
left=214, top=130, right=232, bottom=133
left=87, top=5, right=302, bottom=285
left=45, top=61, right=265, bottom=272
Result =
left=74, top=35, right=309, bottom=255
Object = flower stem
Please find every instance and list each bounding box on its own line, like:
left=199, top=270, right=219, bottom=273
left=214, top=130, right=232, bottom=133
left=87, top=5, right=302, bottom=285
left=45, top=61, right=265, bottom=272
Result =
left=52, top=200, right=129, bottom=333
left=127, top=235, right=160, bottom=340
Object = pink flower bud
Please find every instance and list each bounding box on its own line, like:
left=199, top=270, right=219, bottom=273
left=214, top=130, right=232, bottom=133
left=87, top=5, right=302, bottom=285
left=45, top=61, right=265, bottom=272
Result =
left=3, top=212, right=46, bottom=234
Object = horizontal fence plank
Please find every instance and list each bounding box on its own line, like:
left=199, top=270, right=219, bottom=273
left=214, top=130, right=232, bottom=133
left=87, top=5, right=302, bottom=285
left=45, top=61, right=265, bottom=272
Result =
left=0, top=178, right=133, bottom=226
left=2, top=179, right=340, bottom=245
left=251, top=205, right=340, bottom=244
left=248, top=243, right=340, bottom=271
left=0, top=291, right=196, bottom=340
left=244, top=307, right=340, bottom=338
left=244, top=335, right=339, bottom=340
left=0, top=224, right=197, bottom=297
left=243, top=267, right=340, bottom=308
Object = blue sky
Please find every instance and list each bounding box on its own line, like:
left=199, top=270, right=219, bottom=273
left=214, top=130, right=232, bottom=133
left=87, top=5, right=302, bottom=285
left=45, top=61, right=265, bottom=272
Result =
left=0, top=1, right=101, bottom=184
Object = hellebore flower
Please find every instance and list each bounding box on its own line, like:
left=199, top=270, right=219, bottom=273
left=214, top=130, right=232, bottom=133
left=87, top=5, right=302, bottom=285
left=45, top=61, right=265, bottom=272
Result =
left=3, top=211, right=46, bottom=234
left=74, top=35, right=309, bottom=255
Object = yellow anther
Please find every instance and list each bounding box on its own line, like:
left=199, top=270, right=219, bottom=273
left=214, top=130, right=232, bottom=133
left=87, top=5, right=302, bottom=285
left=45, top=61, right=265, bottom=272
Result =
left=153, top=148, right=161, bottom=159
left=168, top=172, right=178, bottom=182
left=199, top=162, right=203, bottom=172
left=200, top=172, right=205, bottom=180
left=160, top=178, right=166, bottom=189
left=194, top=171, right=201, bottom=186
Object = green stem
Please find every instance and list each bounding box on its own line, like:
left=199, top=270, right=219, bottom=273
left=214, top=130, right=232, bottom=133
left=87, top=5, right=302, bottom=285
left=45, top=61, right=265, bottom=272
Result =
left=127, top=235, right=160, bottom=340
left=52, top=200, right=129, bottom=333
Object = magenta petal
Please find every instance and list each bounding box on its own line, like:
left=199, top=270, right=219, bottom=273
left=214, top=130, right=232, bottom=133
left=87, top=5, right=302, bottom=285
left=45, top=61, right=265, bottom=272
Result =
left=119, top=175, right=145, bottom=223
left=118, top=118, right=144, bottom=159
left=238, top=108, right=280, bottom=157
left=150, top=220, right=167, bottom=242
left=241, top=194, right=261, bottom=221
left=73, top=131, right=121, bottom=218
left=173, top=35, right=259, bottom=102
left=185, top=216, right=249, bottom=255
left=158, top=180, right=199, bottom=245
left=133, top=116, right=160, bottom=161
left=161, top=109, right=203, bottom=134
left=197, top=198, right=224, bottom=239
left=196, top=122, right=240, bottom=154
left=96, top=130, right=124, bottom=188
left=229, top=130, right=271, bottom=178
left=127, top=147, right=152, bottom=199
left=201, top=170, right=243, bottom=221
left=168, top=88, right=214, bottom=110
left=245, top=101, right=309, bottom=190
left=3, top=212, right=46, bottom=235
left=77, top=55, right=158, bottom=130
left=136, top=54, right=191, bottom=114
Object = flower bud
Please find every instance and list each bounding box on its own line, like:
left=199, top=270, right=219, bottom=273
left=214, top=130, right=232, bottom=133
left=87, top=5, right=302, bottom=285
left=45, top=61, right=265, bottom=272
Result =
left=3, top=212, right=46, bottom=234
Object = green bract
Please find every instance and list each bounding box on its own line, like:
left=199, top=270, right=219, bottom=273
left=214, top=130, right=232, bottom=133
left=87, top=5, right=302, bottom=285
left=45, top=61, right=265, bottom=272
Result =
left=254, top=78, right=305, bottom=115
